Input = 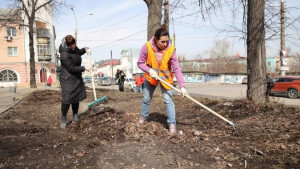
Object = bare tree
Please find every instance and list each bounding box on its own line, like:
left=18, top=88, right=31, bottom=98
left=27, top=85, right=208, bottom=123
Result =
left=143, top=0, right=163, bottom=40
left=1, top=0, right=66, bottom=88
left=246, top=0, right=267, bottom=104
left=203, top=39, right=246, bottom=73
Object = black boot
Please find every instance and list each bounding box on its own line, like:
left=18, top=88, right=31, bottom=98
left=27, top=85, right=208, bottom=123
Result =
left=60, top=116, right=67, bottom=129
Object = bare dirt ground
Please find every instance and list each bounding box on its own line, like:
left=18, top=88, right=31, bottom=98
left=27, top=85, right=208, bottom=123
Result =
left=0, top=88, right=300, bottom=169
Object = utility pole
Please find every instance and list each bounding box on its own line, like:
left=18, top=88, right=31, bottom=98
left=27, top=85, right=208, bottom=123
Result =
left=71, top=8, right=78, bottom=41
left=71, top=8, right=93, bottom=42
left=164, top=0, right=169, bottom=31
left=280, top=0, right=286, bottom=76
left=111, top=50, right=113, bottom=84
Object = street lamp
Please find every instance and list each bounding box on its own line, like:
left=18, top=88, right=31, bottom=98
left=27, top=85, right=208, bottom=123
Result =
left=70, top=8, right=93, bottom=41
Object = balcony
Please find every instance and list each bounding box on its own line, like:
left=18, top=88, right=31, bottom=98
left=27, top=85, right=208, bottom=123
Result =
left=38, top=55, right=51, bottom=62
left=36, top=28, right=50, bottom=44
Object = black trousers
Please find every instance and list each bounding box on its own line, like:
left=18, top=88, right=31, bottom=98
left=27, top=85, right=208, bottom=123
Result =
left=61, top=103, right=79, bottom=117
left=118, top=81, right=124, bottom=91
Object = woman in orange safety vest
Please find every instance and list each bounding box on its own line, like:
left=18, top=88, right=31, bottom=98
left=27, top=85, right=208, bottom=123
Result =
left=137, top=27, right=188, bottom=134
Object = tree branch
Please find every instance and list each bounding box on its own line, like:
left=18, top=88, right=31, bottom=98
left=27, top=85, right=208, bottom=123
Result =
left=143, top=0, right=150, bottom=6
left=19, top=0, right=30, bottom=18
left=35, top=0, right=53, bottom=12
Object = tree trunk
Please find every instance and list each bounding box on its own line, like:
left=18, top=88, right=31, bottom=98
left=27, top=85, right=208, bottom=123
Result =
left=247, top=0, right=267, bottom=104
left=164, top=0, right=169, bottom=31
left=144, top=0, right=162, bottom=40
left=29, top=18, right=37, bottom=88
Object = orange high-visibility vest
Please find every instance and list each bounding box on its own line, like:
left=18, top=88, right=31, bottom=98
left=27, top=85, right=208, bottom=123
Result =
left=135, top=76, right=142, bottom=87
left=145, top=41, right=175, bottom=90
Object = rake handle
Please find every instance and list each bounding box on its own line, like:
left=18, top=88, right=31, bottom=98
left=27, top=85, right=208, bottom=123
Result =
left=157, top=77, right=233, bottom=125
left=87, top=52, right=97, bottom=101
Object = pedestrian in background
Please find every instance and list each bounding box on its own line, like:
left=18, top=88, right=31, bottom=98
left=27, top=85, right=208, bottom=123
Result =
left=137, top=27, right=188, bottom=134
left=266, top=74, right=274, bottom=101
left=140, top=74, right=145, bottom=89
left=47, top=75, right=52, bottom=87
left=58, top=35, right=89, bottom=129
left=116, top=69, right=126, bottom=92
left=134, top=74, right=143, bottom=93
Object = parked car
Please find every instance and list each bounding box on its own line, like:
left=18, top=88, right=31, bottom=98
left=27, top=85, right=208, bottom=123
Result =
left=124, top=77, right=136, bottom=91
left=98, top=77, right=112, bottom=86
left=94, top=77, right=101, bottom=83
left=271, top=76, right=300, bottom=98
left=83, top=76, right=92, bottom=83
left=112, top=78, right=118, bottom=85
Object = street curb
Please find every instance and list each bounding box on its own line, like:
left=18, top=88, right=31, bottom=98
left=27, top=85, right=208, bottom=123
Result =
left=0, top=92, right=32, bottom=115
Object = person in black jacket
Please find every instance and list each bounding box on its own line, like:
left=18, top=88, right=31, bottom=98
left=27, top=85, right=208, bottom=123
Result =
left=58, top=35, right=88, bottom=129
left=116, top=69, right=126, bottom=91
left=266, top=74, right=274, bottom=101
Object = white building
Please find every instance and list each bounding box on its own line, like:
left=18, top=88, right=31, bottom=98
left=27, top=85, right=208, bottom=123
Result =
left=96, top=60, right=121, bottom=78
left=120, top=48, right=143, bottom=78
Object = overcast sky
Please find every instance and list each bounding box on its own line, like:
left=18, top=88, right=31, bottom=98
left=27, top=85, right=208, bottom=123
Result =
left=1, top=0, right=300, bottom=61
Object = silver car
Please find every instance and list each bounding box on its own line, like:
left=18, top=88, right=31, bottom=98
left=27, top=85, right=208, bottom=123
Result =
left=98, top=77, right=112, bottom=86
left=83, top=76, right=92, bottom=83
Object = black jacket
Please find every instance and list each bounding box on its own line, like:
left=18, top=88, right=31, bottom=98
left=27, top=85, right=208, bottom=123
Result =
left=266, top=77, right=274, bottom=88
left=116, top=71, right=126, bottom=83
left=58, top=44, right=87, bottom=104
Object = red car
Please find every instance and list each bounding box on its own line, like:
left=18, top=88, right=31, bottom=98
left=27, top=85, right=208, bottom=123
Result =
left=271, top=76, right=300, bottom=98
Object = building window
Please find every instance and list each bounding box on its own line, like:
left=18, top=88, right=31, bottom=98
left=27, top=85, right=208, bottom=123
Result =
left=6, top=27, right=16, bottom=37
left=8, top=47, right=18, bottom=56
left=0, top=69, right=18, bottom=82
left=37, top=45, right=51, bottom=55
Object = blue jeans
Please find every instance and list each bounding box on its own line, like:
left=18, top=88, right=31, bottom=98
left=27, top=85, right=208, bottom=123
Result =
left=141, top=80, right=176, bottom=124
left=135, top=85, right=143, bottom=93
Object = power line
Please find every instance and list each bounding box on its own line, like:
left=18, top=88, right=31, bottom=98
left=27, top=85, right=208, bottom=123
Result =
left=91, top=29, right=146, bottom=49
left=78, top=38, right=145, bottom=42
left=80, top=10, right=146, bottom=35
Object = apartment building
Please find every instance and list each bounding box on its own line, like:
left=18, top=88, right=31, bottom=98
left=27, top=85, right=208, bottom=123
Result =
left=0, top=1, right=57, bottom=87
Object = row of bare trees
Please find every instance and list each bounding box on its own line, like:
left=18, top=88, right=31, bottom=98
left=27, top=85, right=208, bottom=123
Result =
left=178, top=39, right=246, bottom=73
left=288, top=53, right=300, bottom=73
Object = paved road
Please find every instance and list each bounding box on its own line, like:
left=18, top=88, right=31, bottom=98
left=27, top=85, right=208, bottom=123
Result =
left=0, top=87, right=36, bottom=113
left=86, top=83, right=300, bottom=107
left=0, top=86, right=60, bottom=114
left=185, top=83, right=300, bottom=106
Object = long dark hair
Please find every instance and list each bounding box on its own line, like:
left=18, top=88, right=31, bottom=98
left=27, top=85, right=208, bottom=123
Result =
left=154, top=28, right=169, bottom=40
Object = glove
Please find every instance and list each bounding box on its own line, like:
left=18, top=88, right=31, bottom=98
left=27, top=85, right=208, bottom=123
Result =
left=149, top=68, right=159, bottom=80
left=180, top=87, right=188, bottom=98
left=86, top=48, right=91, bottom=55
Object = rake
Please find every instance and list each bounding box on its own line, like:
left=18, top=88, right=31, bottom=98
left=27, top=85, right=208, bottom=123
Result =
left=157, top=77, right=236, bottom=131
left=87, top=50, right=107, bottom=108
